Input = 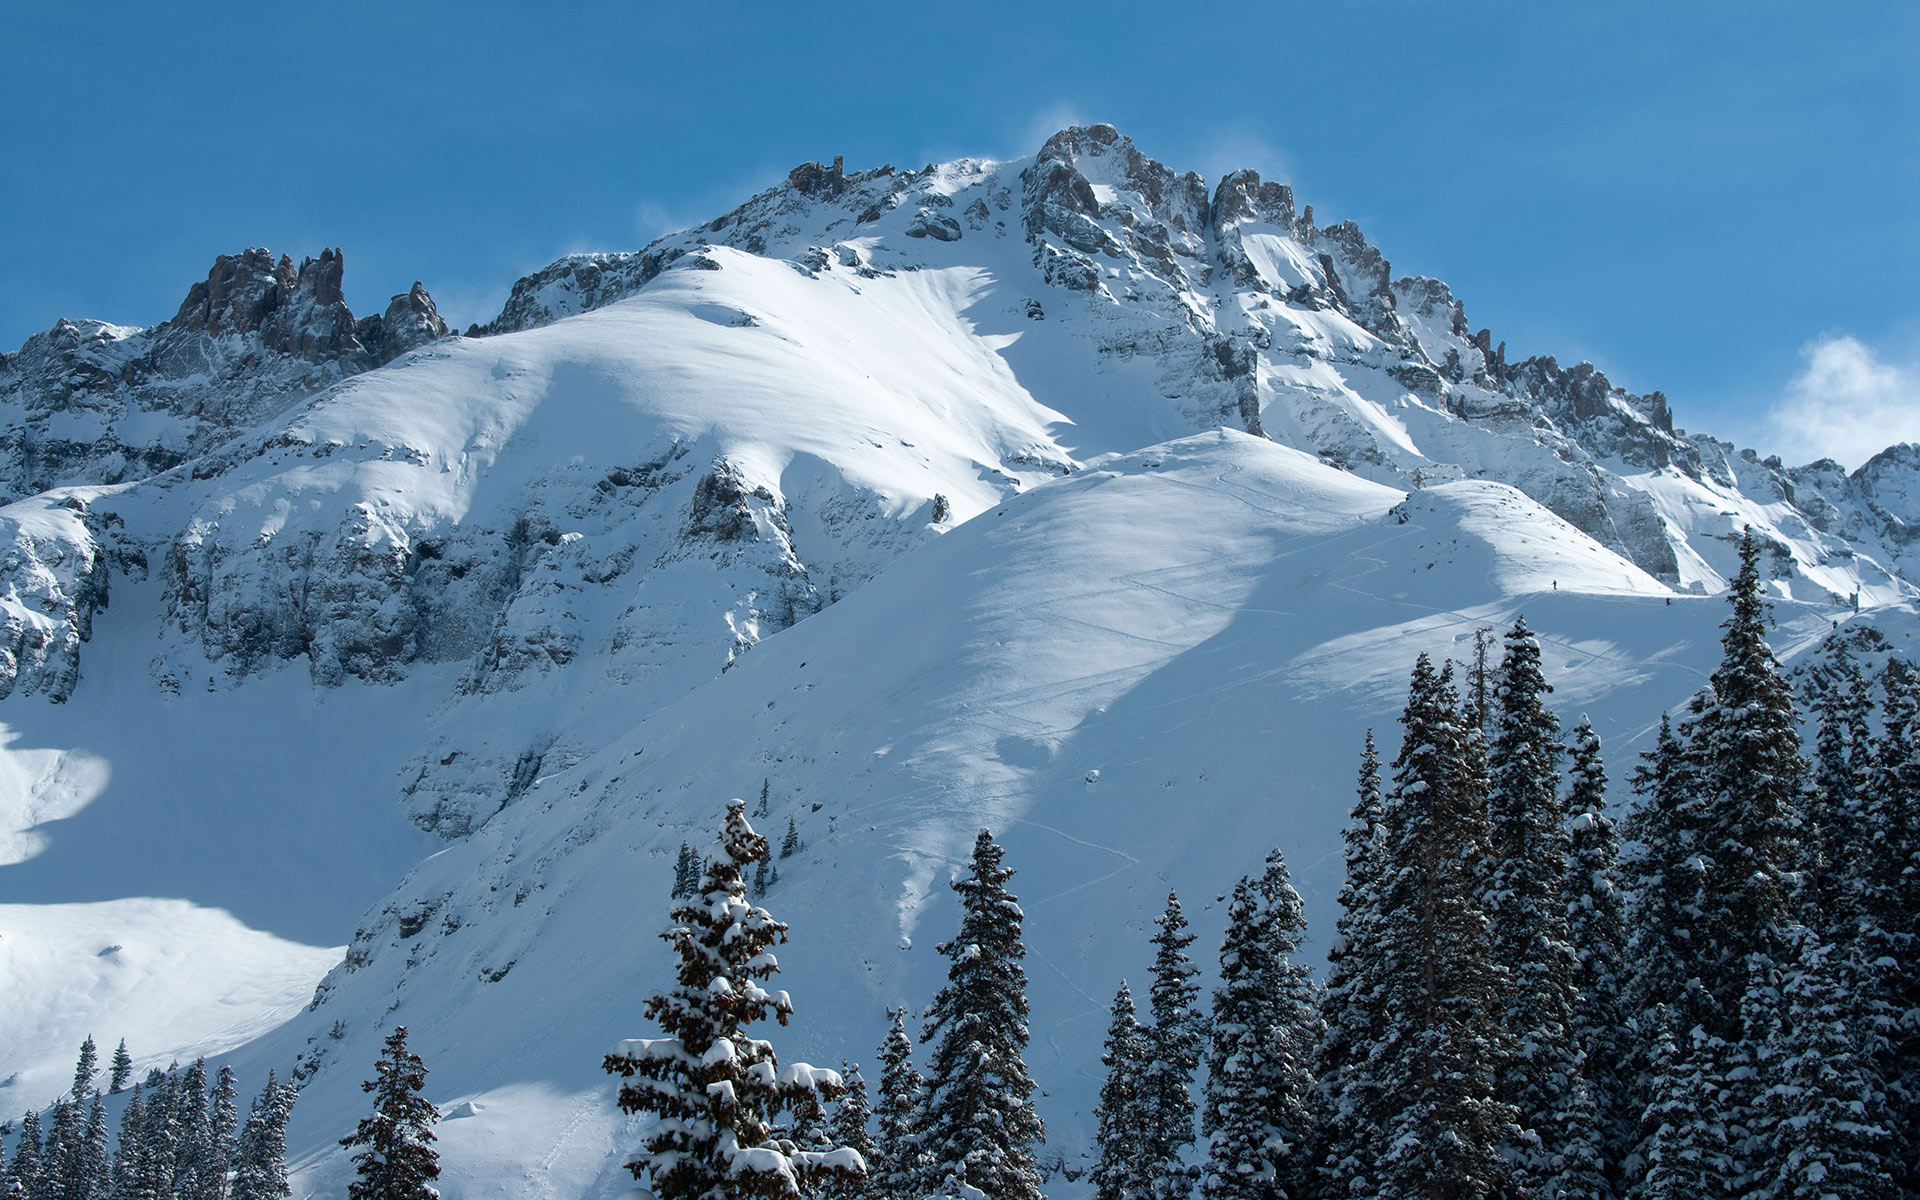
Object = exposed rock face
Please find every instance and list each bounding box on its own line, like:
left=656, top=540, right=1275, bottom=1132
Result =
left=0, top=248, right=447, bottom=503
left=3, top=124, right=1916, bottom=715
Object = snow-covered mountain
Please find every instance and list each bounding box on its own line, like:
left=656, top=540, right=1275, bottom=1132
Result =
left=1, top=125, right=1916, bottom=1197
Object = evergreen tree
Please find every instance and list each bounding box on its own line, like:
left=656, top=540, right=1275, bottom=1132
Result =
left=1866, top=656, right=1920, bottom=1189
left=1313, top=731, right=1390, bottom=1197
left=107, top=1044, right=133, bottom=1098
left=1635, top=1011, right=1734, bottom=1200
left=873, top=1009, right=926, bottom=1200
left=673, top=842, right=700, bottom=900
left=6, top=1111, right=41, bottom=1200
left=1563, top=714, right=1633, bottom=1181
left=821, top=1064, right=874, bottom=1200
left=173, top=1059, right=216, bottom=1200
left=1678, top=529, right=1808, bottom=1033
left=754, top=857, right=770, bottom=899
left=208, top=1066, right=237, bottom=1200
left=917, top=830, right=1044, bottom=1200
left=1483, top=618, right=1601, bottom=1198
left=781, top=817, right=802, bottom=860
left=230, top=1074, right=295, bottom=1200
left=78, top=1095, right=108, bottom=1200
left=1139, top=892, right=1202, bottom=1200
left=134, top=1068, right=178, bottom=1200
left=38, top=1098, right=71, bottom=1200
left=1756, top=937, right=1896, bottom=1200
left=1091, top=982, right=1151, bottom=1200
left=756, top=778, right=771, bottom=819
left=1371, top=655, right=1517, bottom=1199
left=1203, top=861, right=1318, bottom=1200
left=1807, top=640, right=1874, bottom=924
left=604, top=799, right=860, bottom=1200
left=341, top=1027, right=441, bottom=1200
left=106, top=1088, right=143, bottom=1200
left=69, top=1041, right=98, bottom=1106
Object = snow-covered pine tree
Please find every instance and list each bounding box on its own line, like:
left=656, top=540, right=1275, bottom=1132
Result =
left=1483, top=618, right=1601, bottom=1198
left=1755, top=936, right=1895, bottom=1200
left=917, top=829, right=1044, bottom=1200
left=78, top=1095, right=108, bottom=1200
left=781, top=817, right=802, bottom=860
left=1091, top=982, right=1151, bottom=1200
left=1635, top=1009, right=1734, bottom=1200
left=756, top=778, right=771, bottom=819
left=173, top=1058, right=217, bottom=1200
left=673, top=841, right=700, bottom=900
left=1371, top=654, right=1518, bottom=1199
left=39, top=1098, right=72, bottom=1200
left=341, top=1027, right=441, bottom=1200
left=1563, top=714, right=1633, bottom=1182
left=230, top=1073, right=295, bottom=1200
left=208, top=1065, right=237, bottom=1200
left=134, top=1069, right=178, bottom=1200
left=1678, top=528, right=1808, bottom=1034
left=1313, top=731, right=1390, bottom=1198
left=1139, top=892, right=1203, bottom=1200
left=1867, top=656, right=1920, bottom=1189
left=873, top=1008, right=926, bottom=1199
left=107, top=1044, right=132, bottom=1097
left=106, top=1087, right=143, bottom=1200
left=821, top=1063, right=875, bottom=1200
left=1202, top=862, right=1318, bottom=1200
left=754, top=857, right=770, bottom=898
left=5, top=1111, right=40, bottom=1200
left=1807, top=639, right=1875, bottom=924
left=604, top=799, right=861, bottom=1200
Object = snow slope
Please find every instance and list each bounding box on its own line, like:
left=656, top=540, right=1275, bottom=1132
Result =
left=229, top=432, right=1883, bottom=1197
left=2, top=124, right=1918, bottom=1196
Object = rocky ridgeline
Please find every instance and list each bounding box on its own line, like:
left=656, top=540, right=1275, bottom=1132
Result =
left=0, top=126, right=1915, bottom=717
left=0, top=248, right=447, bottom=503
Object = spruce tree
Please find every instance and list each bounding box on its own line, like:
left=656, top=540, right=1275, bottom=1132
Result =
left=673, top=841, right=700, bottom=899
left=341, top=1027, right=441, bottom=1200
left=917, top=830, right=1044, bottom=1200
left=78, top=1095, right=108, bottom=1200
left=1091, top=982, right=1151, bottom=1200
left=208, top=1066, right=237, bottom=1200
left=1371, top=655, right=1517, bottom=1199
left=1313, top=731, right=1390, bottom=1198
left=1807, top=640, right=1874, bottom=924
left=173, top=1058, right=216, bottom=1200
left=1140, top=892, right=1202, bottom=1200
left=1680, top=529, right=1808, bottom=1033
left=1757, top=937, right=1896, bottom=1200
left=873, top=1009, right=926, bottom=1199
left=1867, top=656, right=1920, bottom=1189
left=107, top=1044, right=133, bottom=1097
left=821, top=1064, right=874, bottom=1200
left=1484, top=618, right=1591, bottom=1195
left=6, top=1111, right=40, bottom=1200
left=1203, top=861, right=1318, bottom=1200
left=1564, top=714, right=1633, bottom=1181
left=781, top=817, right=802, bottom=860
left=135, top=1068, right=177, bottom=1200
left=106, top=1088, right=143, bottom=1200
left=39, top=1098, right=71, bottom=1200
left=1635, top=1010, right=1734, bottom=1200
left=604, top=799, right=860, bottom=1200
left=230, top=1073, right=295, bottom=1200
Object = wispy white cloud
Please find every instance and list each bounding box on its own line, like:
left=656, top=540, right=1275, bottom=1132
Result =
left=1014, top=103, right=1092, bottom=157
left=1764, top=334, right=1920, bottom=468
left=1192, top=125, right=1300, bottom=192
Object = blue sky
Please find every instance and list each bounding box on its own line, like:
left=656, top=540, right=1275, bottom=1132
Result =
left=3, top=2, right=1915, bottom=462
